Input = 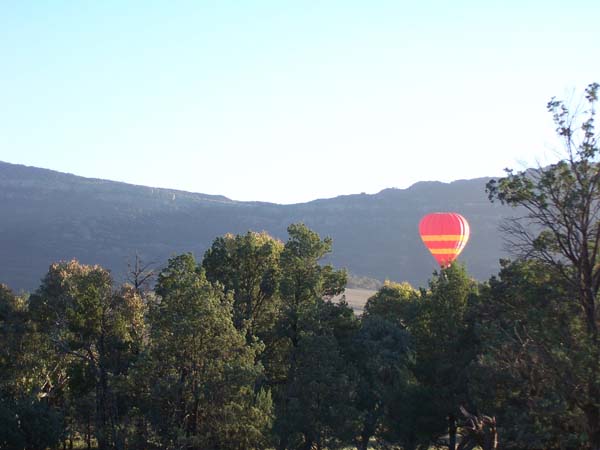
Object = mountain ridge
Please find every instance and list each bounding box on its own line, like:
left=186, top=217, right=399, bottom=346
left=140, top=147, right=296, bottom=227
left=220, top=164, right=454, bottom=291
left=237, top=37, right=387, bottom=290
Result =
left=2, top=160, right=494, bottom=205
left=0, top=160, right=511, bottom=291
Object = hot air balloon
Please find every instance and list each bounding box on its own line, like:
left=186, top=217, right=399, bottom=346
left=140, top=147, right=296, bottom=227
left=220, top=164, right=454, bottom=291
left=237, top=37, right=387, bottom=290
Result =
left=419, top=212, right=470, bottom=268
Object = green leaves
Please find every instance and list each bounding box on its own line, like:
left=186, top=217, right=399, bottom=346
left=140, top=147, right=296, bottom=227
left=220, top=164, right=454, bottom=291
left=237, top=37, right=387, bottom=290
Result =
left=473, top=260, right=584, bottom=448
left=146, top=253, right=272, bottom=449
left=481, top=82, right=600, bottom=450
left=202, top=232, right=283, bottom=336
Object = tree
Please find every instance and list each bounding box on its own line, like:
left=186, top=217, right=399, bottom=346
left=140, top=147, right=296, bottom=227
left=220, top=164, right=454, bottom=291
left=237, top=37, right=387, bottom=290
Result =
left=29, top=260, right=145, bottom=450
left=279, top=331, right=355, bottom=450
left=0, top=284, right=64, bottom=450
left=362, top=280, right=420, bottom=327
left=486, top=82, right=600, bottom=449
left=273, top=224, right=352, bottom=449
left=410, top=264, right=481, bottom=449
left=126, top=252, right=156, bottom=298
left=277, top=223, right=347, bottom=350
left=361, top=281, right=441, bottom=450
left=348, top=314, right=414, bottom=450
left=456, top=406, right=498, bottom=450
left=472, top=260, right=582, bottom=449
left=143, top=253, right=272, bottom=449
left=202, top=231, right=283, bottom=339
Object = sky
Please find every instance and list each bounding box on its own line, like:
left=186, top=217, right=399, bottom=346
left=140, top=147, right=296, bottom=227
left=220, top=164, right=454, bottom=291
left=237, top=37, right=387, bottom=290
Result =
left=1, top=1, right=599, bottom=204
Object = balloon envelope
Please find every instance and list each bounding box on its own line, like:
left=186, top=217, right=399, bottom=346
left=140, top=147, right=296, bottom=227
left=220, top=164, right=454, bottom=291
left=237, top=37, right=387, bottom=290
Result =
left=419, top=213, right=470, bottom=268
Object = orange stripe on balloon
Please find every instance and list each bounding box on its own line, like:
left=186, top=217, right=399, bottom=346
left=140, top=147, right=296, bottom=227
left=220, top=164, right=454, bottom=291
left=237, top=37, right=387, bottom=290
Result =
left=420, top=234, right=466, bottom=241
left=429, top=248, right=461, bottom=255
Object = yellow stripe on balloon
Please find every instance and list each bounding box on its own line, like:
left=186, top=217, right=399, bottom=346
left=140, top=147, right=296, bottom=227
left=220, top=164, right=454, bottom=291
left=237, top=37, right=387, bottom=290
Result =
left=429, top=248, right=461, bottom=255
left=421, top=234, right=467, bottom=241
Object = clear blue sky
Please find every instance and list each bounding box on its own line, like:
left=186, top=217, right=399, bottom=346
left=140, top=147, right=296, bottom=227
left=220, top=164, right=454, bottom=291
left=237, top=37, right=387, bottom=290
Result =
left=1, top=1, right=598, bottom=204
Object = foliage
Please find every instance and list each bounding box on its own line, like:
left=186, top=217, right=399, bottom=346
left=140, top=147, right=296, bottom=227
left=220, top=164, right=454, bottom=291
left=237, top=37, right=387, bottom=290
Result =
left=486, top=82, right=600, bottom=450
left=0, top=284, right=64, bottom=450
left=0, top=223, right=494, bottom=449
left=273, top=224, right=355, bottom=450
left=363, top=280, right=420, bottom=327
left=28, top=261, right=146, bottom=450
left=145, top=253, right=272, bottom=449
left=348, top=314, right=415, bottom=450
left=472, top=260, right=583, bottom=449
left=202, top=231, right=283, bottom=337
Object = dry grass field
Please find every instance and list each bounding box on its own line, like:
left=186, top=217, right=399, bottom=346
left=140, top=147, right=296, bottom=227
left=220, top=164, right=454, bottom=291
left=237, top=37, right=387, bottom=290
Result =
left=339, top=288, right=376, bottom=314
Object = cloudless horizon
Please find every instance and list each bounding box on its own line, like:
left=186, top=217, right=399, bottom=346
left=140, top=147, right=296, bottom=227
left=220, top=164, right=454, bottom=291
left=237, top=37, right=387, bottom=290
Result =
left=2, top=1, right=599, bottom=204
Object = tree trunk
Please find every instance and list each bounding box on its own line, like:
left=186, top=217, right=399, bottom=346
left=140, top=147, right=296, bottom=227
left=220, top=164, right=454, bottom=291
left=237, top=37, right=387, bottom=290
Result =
left=356, top=415, right=375, bottom=450
left=448, top=413, right=457, bottom=450
left=277, top=436, right=288, bottom=450
left=301, top=438, right=313, bottom=450
left=356, top=435, right=369, bottom=450
left=87, top=414, right=92, bottom=450
left=585, top=403, right=600, bottom=450
left=95, top=377, right=108, bottom=450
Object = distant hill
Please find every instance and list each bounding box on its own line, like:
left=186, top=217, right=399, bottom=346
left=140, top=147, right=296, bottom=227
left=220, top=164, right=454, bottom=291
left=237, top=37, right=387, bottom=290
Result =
left=0, top=161, right=514, bottom=292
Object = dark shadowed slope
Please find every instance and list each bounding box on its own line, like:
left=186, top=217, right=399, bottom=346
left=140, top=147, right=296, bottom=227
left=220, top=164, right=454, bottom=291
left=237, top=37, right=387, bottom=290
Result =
left=0, top=161, right=511, bottom=291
